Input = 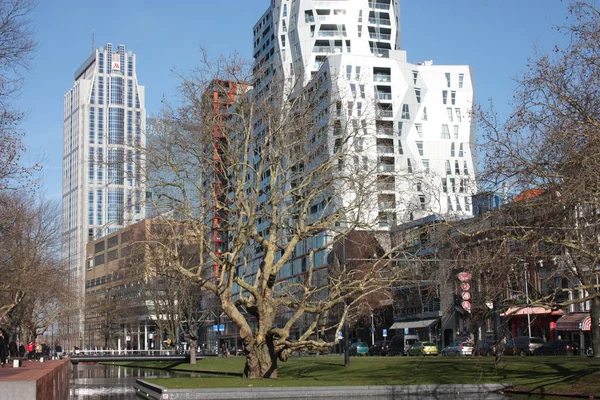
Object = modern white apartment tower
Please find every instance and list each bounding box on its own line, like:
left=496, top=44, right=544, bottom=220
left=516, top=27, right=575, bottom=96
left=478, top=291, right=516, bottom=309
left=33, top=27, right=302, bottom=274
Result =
left=253, top=0, right=477, bottom=224
left=62, top=43, right=146, bottom=347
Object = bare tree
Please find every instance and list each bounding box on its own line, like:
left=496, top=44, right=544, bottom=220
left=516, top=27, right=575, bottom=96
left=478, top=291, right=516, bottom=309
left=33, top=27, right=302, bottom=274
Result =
left=142, top=53, right=420, bottom=378
left=0, top=191, right=72, bottom=341
left=0, top=0, right=38, bottom=190
left=472, top=1, right=600, bottom=356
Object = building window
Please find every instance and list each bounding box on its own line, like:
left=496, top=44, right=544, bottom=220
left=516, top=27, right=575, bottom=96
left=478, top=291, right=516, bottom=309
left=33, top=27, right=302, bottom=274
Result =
left=98, top=52, right=104, bottom=74
left=89, top=147, right=95, bottom=181
left=89, top=107, right=95, bottom=144
left=355, top=66, right=361, bottom=80
left=98, top=76, right=104, bottom=105
left=347, top=101, right=353, bottom=116
left=458, top=143, right=464, bottom=157
left=442, top=90, right=447, bottom=104
left=415, top=88, right=421, bottom=103
left=455, top=196, right=462, bottom=211
left=447, top=107, right=453, bottom=122
left=397, top=121, right=403, bottom=135
left=447, top=196, right=453, bottom=211
left=445, top=72, right=451, bottom=87
left=416, top=141, right=423, bottom=156
left=450, top=142, right=455, bottom=157
left=98, top=108, right=104, bottom=143
left=445, top=160, right=451, bottom=175
left=422, top=159, right=429, bottom=173
left=419, top=195, right=426, bottom=210
left=407, top=158, right=412, bottom=173
left=450, top=177, right=456, bottom=192
left=455, top=108, right=462, bottom=122
left=441, top=124, right=450, bottom=139
left=455, top=160, right=461, bottom=175
left=442, top=178, right=448, bottom=193
left=415, top=124, right=422, bottom=138
left=350, top=83, right=356, bottom=97
left=283, top=3, right=287, bottom=17
left=422, top=107, right=428, bottom=121
left=454, top=125, right=459, bottom=139
left=401, top=104, right=410, bottom=119
left=359, top=84, right=365, bottom=98
left=465, top=196, right=471, bottom=211
left=463, top=160, right=469, bottom=175
left=412, top=70, right=418, bottom=85
left=458, top=73, right=464, bottom=88
left=346, top=65, right=352, bottom=80
left=451, top=91, right=456, bottom=105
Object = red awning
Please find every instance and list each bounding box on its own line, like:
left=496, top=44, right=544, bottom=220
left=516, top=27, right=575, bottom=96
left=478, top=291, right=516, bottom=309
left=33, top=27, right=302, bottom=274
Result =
left=500, top=306, right=563, bottom=318
left=555, top=313, right=593, bottom=331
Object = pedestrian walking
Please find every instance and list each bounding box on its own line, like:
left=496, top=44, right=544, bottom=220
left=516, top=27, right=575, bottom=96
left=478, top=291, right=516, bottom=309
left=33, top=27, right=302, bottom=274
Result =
left=18, top=343, right=25, bottom=358
left=35, top=342, right=42, bottom=360
left=26, top=342, right=34, bottom=360
left=0, top=330, right=7, bottom=366
left=9, top=340, right=17, bottom=357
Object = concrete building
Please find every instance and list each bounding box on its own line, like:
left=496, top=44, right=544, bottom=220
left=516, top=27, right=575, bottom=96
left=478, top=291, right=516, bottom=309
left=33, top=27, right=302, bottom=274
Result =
left=62, top=43, right=146, bottom=348
left=253, top=0, right=477, bottom=226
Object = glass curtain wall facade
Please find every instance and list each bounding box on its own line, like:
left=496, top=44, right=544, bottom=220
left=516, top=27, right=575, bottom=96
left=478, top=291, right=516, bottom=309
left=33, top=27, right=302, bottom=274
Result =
left=62, top=43, right=146, bottom=349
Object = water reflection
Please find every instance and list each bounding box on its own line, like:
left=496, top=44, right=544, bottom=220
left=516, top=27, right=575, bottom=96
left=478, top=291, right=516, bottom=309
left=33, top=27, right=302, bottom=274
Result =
left=70, top=364, right=572, bottom=400
left=70, top=364, right=180, bottom=399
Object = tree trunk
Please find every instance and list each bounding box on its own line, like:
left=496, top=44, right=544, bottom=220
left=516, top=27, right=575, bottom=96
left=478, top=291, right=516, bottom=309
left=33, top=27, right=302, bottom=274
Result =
left=592, top=295, right=600, bottom=358
left=243, top=339, right=278, bottom=379
left=189, top=338, right=197, bottom=364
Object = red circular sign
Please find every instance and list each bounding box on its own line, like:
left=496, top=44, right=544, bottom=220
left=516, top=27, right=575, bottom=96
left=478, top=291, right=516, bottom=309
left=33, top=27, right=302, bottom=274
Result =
left=461, top=282, right=470, bottom=291
left=461, top=292, right=471, bottom=301
left=462, top=300, right=471, bottom=310
left=458, top=272, right=472, bottom=282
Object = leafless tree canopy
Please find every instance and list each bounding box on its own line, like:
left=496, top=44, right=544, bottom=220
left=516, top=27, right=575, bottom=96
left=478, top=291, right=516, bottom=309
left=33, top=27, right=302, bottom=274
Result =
left=462, top=1, right=600, bottom=356
left=142, top=53, right=417, bottom=378
left=0, top=0, right=38, bottom=190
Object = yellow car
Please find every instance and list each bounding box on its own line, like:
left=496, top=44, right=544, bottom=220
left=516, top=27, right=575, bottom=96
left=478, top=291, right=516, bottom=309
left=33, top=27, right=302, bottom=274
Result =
left=406, top=342, right=439, bottom=356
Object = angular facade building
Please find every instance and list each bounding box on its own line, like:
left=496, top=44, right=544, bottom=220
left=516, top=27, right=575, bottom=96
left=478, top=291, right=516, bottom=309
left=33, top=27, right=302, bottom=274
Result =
left=253, top=0, right=477, bottom=224
left=62, top=43, right=146, bottom=347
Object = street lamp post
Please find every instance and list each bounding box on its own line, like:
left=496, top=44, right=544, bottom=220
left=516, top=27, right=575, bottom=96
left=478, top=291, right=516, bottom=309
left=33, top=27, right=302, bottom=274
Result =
left=370, top=312, right=375, bottom=346
left=524, top=265, right=532, bottom=337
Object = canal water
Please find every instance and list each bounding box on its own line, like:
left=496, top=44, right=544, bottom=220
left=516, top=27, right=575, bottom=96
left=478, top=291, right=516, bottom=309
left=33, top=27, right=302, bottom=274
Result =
left=68, top=364, right=581, bottom=400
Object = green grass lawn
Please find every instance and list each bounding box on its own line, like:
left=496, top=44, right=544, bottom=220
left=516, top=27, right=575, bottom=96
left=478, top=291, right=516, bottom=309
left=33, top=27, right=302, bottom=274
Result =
left=107, top=355, right=600, bottom=396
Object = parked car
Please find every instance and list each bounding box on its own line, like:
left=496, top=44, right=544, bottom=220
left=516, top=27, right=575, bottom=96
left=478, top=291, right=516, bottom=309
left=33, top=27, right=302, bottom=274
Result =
left=387, top=334, right=420, bottom=356
left=349, top=342, right=369, bottom=356
left=533, top=340, right=579, bottom=356
left=473, top=340, right=496, bottom=356
left=441, top=341, right=474, bottom=356
left=368, top=340, right=390, bottom=356
left=503, top=337, right=545, bottom=356
left=406, top=342, right=438, bottom=356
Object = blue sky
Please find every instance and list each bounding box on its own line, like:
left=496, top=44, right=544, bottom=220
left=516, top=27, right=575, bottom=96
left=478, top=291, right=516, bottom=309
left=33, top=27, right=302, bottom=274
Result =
left=18, top=0, right=571, bottom=200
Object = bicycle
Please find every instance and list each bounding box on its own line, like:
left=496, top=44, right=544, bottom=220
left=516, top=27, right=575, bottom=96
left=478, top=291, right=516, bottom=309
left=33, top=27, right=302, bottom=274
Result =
left=586, top=346, right=594, bottom=357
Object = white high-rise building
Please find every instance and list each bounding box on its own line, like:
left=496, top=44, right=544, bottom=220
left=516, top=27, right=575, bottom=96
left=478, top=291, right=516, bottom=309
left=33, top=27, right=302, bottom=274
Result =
left=62, top=43, right=146, bottom=346
left=253, top=0, right=477, bottom=224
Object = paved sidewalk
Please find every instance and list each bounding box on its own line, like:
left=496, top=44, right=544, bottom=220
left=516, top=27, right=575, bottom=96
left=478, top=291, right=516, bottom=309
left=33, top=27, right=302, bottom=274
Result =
left=135, top=380, right=513, bottom=400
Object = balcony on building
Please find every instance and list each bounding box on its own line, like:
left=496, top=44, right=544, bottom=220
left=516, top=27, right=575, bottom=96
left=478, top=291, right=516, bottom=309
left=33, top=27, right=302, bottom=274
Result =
left=368, top=27, right=392, bottom=41
left=373, top=67, right=391, bottom=82
left=368, top=16, right=391, bottom=26
left=376, top=138, right=394, bottom=154
left=376, top=121, right=394, bottom=136
left=376, top=175, right=395, bottom=191
left=369, top=0, right=391, bottom=10
left=377, top=211, right=396, bottom=228
left=318, top=24, right=347, bottom=38
left=375, top=85, right=392, bottom=101
left=377, top=156, right=395, bottom=172
left=378, top=193, right=396, bottom=210
left=376, top=104, right=393, bottom=119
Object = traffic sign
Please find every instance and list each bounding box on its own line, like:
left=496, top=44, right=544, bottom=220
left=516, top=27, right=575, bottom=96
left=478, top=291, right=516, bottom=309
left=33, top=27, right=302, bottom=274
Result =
left=383, top=329, right=388, bottom=337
